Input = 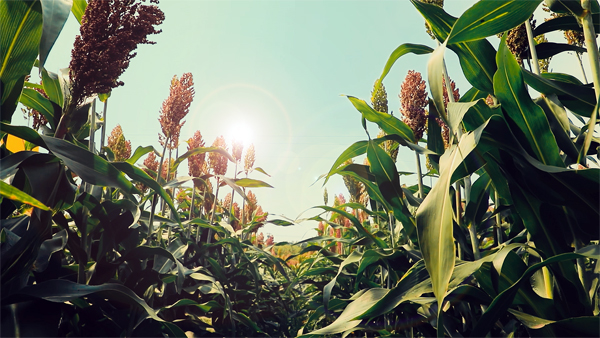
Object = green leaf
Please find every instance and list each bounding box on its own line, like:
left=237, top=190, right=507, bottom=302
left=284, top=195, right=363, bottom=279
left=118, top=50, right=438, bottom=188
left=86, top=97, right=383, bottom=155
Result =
left=0, top=180, right=50, bottom=211
left=71, top=0, right=86, bottom=24
left=472, top=251, right=598, bottom=337
left=39, top=0, right=72, bottom=69
left=347, top=96, right=415, bottom=143
left=6, top=279, right=164, bottom=324
left=322, top=250, right=363, bottom=311
left=126, top=145, right=156, bottom=164
left=0, top=0, right=43, bottom=122
left=302, top=288, right=389, bottom=337
left=411, top=0, right=497, bottom=94
left=494, top=34, right=563, bottom=167
left=0, top=122, right=47, bottom=148
left=111, top=161, right=180, bottom=224
left=526, top=42, right=586, bottom=59
left=522, top=69, right=596, bottom=118
left=39, top=135, right=138, bottom=196
left=534, top=14, right=600, bottom=36
left=378, top=43, right=434, bottom=82
left=416, top=122, right=486, bottom=308
left=41, top=67, right=63, bottom=108
left=234, top=178, right=273, bottom=188
left=367, top=140, right=404, bottom=215
left=171, top=146, right=234, bottom=173
left=323, top=141, right=368, bottom=185
left=448, top=0, right=541, bottom=44
left=427, top=40, right=449, bottom=128
left=252, top=166, right=270, bottom=176
left=19, top=88, right=55, bottom=127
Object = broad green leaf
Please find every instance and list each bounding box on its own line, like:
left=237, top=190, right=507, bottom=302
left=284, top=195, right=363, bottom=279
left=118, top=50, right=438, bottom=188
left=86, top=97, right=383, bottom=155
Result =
left=447, top=101, right=479, bottom=137
left=494, top=34, right=563, bottom=167
left=534, top=14, right=600, bottom=36
left=267, top=219, right=294, bottom=226
left=411, top=0, right=497, bottom=94
left=171, top=146, right=234, bottom=172
left=124, top=246, right=187, bottom=294
left=472, top=251, right=598, bottom=337
left=252, top=166, right=270, bottom=176
left=302, top=288, right=388, bottom=337
left=234, top=178, right=273, bottom=188
left=19, top=88, right=55, bottom=127
left=126, top=145, right=155, bottom=164
left=39, top=0, right=72, bottom=69
left=522, top=69, right=596, bottom=118
left=41, top=67, right=63, bottom=108
left=0, top=180, right=50, bottom=211
left=323, top=141, right=368, bottom=185
left=347, top=96, right=415, bottom=143
left=112, top=161, right=180, bottom=223
left=5, top=279, right=163, bottom=323
left=534, top=95, right=579, bottom=163
left=0, top=0, right=43, bottom=122
left=460, top=86, right=488, bottom=103
left=427, top=40, right=448, bottom=125
left=71, top=0, right=86, bottom=24
left=416, top=121, right=486, bottom=309
left=378, top=43, right=434, bottom=82
left=324, top=249, right=363, bottom=310
left=367, top=140, right=404, bottom=216
left=526, top=42, right=586, bottom=59
left=39, top=135, right=138, bottom=196
left=0, top=123, right=47, bottom=148
left=507, top=309, right=555, bottom=329
left=315, top=205, right=387, bottom=249
left=463, top=172, right=491, bottom=228
left=33, top=229, right=67, bottom=273
left=218, top=176, right=248, bottom=202
left=448, top=0, right=541, bottom=44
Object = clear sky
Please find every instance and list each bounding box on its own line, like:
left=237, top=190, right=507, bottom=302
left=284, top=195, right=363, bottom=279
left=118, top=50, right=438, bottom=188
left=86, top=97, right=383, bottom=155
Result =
left=40, top=0, right=590, bottom=242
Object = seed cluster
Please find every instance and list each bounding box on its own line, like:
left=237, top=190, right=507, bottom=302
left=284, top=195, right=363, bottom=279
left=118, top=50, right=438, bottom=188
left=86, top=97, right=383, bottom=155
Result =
left=69, top=0, right=164, bottom=105
left=107, top=125, right=132, bottom=161
left=159, top=73, right=195, bottom=149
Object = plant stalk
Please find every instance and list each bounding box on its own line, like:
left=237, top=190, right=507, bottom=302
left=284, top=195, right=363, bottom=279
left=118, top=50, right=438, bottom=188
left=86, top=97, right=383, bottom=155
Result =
left=415, top=152, right=425, bottom=198
left=495, top=190, right=503, bottom=245
left=576, top=52, right=588, bottom=83
left=207, top=182, right=221, bottom=244
left=147, top=140, right=169, bottom=245
left=579, top=0, right=600, bottom=164
left=89, top=99, right=96, bottom=154
left=525, top=18, right=541, bottom=75
left=100, top=99, right=108, bottom=150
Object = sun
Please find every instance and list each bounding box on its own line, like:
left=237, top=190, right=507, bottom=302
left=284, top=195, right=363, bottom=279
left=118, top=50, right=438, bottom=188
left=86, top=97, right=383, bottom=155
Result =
left=227, top=122, right=254, bottom=149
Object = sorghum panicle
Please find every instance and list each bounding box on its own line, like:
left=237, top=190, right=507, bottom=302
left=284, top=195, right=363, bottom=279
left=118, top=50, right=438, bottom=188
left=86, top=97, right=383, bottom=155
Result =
left=371, top=80, right=388, bottom=114
left=69, top=0, right=164, bottom=105
left=244, top=190, right=258, bottom=224
left=400, top=70, right=429, bottom=141
left=187, top=130, right=206, bottom=188
left=107, top=125, right=132, bottom=161
left=232, top=140, right=243, bottom=163
left=209, top=135, right=228, bottom=176
left=244, top=143, right=255, bottom=173
left=159, top=73, right=195, bottom=149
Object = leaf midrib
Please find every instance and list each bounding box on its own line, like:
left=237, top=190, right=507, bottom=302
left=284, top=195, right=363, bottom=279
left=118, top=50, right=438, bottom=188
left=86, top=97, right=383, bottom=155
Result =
left=0, top=2, right=35, bottom=78
left=451, top=2, right=512, bottom=41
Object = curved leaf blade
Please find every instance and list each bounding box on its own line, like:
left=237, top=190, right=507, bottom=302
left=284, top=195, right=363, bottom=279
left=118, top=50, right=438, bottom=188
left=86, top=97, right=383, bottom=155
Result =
left=0, top=0, right=43, bottom=122
left=379, top=43, right=434, bottom=82
left=494, top=34, right=563, bottom=166
left=448, top=0, right=541, bottom=44
left=39, top=0, right=72, bottom=69
left=347, top=96, right=415, bottom=143
left=0, top=180, right=50, bottom=211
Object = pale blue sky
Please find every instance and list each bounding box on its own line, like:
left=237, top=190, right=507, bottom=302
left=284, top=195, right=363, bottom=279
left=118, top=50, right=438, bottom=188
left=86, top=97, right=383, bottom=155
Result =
left=40, top=1, right=589, bottom=242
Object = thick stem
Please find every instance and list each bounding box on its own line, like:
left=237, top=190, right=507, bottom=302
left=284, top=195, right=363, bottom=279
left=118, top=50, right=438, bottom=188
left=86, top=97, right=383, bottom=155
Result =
left=495, top=190, right=503, bottom=246
left=525, top=19, right=541, bottom=75
left=579, top=0, right=600, bottom=164
left=187, top=187, right=196, bottom=239
left=100, top=99, right=108, bottom=150
left=207, top=182, right=221, bottom=244
left=415, top=152, right=425, bottom=198
left=89, top=99, right=96, bottom=154
left=147, top=141, right=169, bottom=245
left=576, top=52, right=589, bottom=83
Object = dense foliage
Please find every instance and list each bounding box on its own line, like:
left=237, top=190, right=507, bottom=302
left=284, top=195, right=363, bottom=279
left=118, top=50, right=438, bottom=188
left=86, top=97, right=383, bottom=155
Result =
left=1, top=0, right=599, bottom=337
